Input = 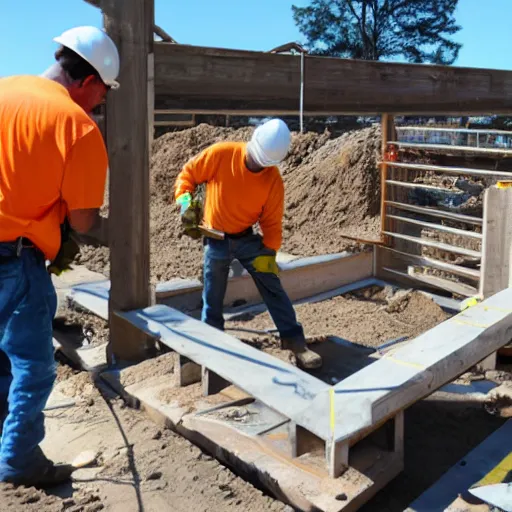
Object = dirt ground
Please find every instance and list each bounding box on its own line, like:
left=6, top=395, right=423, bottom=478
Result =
left=228, top=285, right=450, bottom=350
left=0, top=375, right=290, bottom=512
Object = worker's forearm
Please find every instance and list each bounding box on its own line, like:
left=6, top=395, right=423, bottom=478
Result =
left=73, top=215, right=109, bottom=247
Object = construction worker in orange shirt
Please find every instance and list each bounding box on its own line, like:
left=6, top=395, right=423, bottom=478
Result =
left=0, top=26, right=119, bottom=486
left=174, top=119, right=322, bottom=370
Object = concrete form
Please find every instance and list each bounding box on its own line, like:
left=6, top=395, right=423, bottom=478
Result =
left=64, top=242, right=512, bottom=511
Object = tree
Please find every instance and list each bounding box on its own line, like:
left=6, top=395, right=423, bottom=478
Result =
left=292, top=0, right=462, bottom=64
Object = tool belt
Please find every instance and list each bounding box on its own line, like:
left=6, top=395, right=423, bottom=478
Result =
left=224, top=227, right=253, bottom=240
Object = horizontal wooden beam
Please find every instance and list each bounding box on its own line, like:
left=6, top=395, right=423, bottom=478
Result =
left=386, top=214, right=482, bottom=240
left=385, top=201, right=482, bottom=226
left=383, top=231, right=481, bottom=258
left=383, top=267, right=477, bottom=297
left=386, top=179, right=465, bottom=194
left=382, top=161, right=512, bottom=179
left=396, top=126, right=512, bottom=136
left=379, top=246, right=480, bottom=280
left=395, top=141, right=512, bottom=156
left=154, top=43, right=512, bottom=115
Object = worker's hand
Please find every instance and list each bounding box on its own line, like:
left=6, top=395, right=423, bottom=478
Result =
left=48, top=221, right=80, bottom=276
left=252, top=254, right=280, bottom=275
left=176, top=193, right=202, bottom=239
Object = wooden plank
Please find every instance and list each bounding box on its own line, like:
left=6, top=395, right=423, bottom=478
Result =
left=383, top=231, right=481, bottom=258
left=380, top=114, right=392, bottom=244
left=311, top=288, right=512, bottom=444
left=379, top=246, right=480, bottom=280
left=69, top=253, right=374, bottom=321
left=103, top=0, right=153, bottom=361
left=386, top=200, right=482, bottom=226
left=384, top=161, right=512, bottom=179
left=387, top=214, right=482, bottom=239
left=154, top=43, right=512, bottom=114
left=386, top=179, right=467, bottom=194
left=396, top=141, right=512, bottom=156
left=382, top=267, right=477, bottom=297
left=480, top=186, right=512, bottom=298
left=407, top=420, right=512, bottom=512
left=115, top=305, right=331, bottom=441
left=397, top=126, right=512, bottom=136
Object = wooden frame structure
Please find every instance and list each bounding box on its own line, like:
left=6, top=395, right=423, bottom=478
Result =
left=87, top=0, right=512, bottom=362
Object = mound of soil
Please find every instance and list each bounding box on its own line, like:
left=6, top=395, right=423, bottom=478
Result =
left=282, top=125, right=381, bottom=255
left=76, top=124, right=382, bottom=282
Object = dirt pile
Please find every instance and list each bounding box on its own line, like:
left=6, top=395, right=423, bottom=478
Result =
left=76, top=124, right=381, bottom=281
left=228, top=286, right=449, bottom=348
left=281, top=125, right=381, bottom=255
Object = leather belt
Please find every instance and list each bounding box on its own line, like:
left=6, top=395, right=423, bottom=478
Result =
left=224, top=227, right=253, bottom=239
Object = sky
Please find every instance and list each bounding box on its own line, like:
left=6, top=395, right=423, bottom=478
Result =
left=1, top=0, right=511, bottom=76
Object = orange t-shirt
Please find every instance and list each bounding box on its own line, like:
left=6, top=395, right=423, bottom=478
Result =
left=0, top=76, right=108, bottom=260
left=174, top=141, right=284, bottom=251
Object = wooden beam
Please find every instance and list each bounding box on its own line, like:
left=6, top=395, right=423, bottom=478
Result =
left=383, top=161, right=512, bottom=179
left=386, top=201, right=482, bottom=226
left=383, top=231, right=481, bottom=258
left=115, top=306, right=331, bottom=441
left=480, top=186, right=512, bottom=298
left=154, top=43, right=512, bottom=114
left=103, top=0, right=153, bottom=361
left=323, top=287, right=512, bottom=443
left=379, top=246, right=480, bottom=280
left=386, top=179, right=466, bottom=194
left=396, top=141, right=512, bottom=156
left=386, top=214, right=482, bottom=240
left=383, top=267, right=478, bottom=297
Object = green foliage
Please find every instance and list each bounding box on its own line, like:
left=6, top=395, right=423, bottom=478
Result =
left=292, top=0, right=462, bottom=64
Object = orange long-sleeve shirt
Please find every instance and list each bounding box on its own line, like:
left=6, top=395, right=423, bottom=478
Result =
left=174, top=141, right=284, bottom=251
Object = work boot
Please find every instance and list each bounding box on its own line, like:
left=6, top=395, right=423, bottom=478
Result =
left=0, top=446, right=74, bottom=488
left=281, top=337, right=322, bottom=370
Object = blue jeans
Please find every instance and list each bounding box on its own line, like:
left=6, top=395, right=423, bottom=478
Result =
left=202, top=234, right=304, bottom=339
left=0, top=243, right=57, bottom=480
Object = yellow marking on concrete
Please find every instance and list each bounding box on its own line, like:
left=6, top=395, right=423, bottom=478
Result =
left=453, top=319, right=490, bottom=329
left=497, top=181, right=512, bottom=189
left=329, top=388, right=335, bottom=433
left=474, top=451, right=512, bottom=487
left=384, top=356, right=424, bottom=370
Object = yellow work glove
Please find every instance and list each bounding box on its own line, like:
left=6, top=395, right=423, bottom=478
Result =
left=176, top=192, right=203, bottom=240
left=48, top=221, right=80, bottom=276
left=252, top=255, right=280, bottom=275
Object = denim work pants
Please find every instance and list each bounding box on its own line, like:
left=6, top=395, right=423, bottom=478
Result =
left=0, top=243, right=57, bottom=481
left=202, top=233, right=304, bottom=339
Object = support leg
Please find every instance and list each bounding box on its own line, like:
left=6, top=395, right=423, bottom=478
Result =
left=326, top=439, right=349, bottom=479
left=202, top=367, right=230, bottom=396
left=175, top=355, right=201, bottom=387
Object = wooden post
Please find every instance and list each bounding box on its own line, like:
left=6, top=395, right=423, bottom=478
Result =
left=478, top=186, right=512, bottom=370
left=380, top=114, right=391, bottom=244
left=202, top=367, right=230, bottom=396
left=103, top=0, right=154, bottom=362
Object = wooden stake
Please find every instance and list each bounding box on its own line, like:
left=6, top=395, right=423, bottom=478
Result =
left=103, top=0, right=154, bottom=362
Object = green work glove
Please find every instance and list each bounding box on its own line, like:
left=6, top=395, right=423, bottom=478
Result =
left=252, top=254, right=280, bottom=275
left=48, top=220, right=80, bottom=276
left=177, top=192, right=203, bottom=240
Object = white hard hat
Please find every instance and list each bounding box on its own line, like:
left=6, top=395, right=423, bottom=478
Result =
left=247, top=119, right=291, bottom=168
left=54, top=26, right=120, bottom=89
